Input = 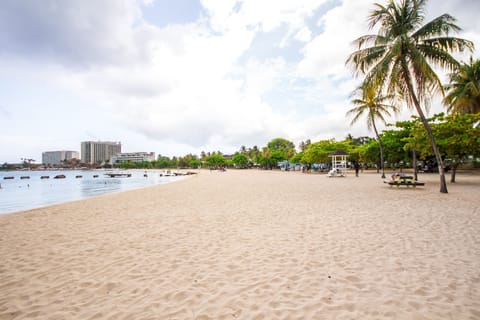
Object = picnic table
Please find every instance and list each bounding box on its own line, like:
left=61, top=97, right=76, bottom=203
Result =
left=385, top=175, right=425, bottom=189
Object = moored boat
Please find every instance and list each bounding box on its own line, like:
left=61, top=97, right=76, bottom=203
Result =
left=159, top=170, right=176, bottom=177
left=104, top=173, right=132, bottom=178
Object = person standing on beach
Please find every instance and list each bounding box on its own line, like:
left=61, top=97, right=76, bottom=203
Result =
left=354, top=162, right=360, bottom=177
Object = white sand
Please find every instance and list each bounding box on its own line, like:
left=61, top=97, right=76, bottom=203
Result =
left=0, top=169, right=479, bottom=320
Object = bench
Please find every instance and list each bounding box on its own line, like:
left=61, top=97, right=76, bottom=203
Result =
left=385, top=176, right=425, bottom=189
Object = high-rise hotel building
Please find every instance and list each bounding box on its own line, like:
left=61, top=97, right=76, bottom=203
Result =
left=81, top=141, right=121, bottom=164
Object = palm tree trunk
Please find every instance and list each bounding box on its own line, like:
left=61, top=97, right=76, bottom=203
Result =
left=372, top=122, right=385, bottom=178
left=404, top=73, right=448, bottom=193
left=417, top=110, right=447, bottom=192
left=413, top=148, right=418, bottom=181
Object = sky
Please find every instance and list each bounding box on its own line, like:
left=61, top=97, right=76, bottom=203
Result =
left=0, top=0, right=479, bottom=163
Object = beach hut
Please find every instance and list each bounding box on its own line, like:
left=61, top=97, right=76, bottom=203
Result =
left=327, top=150, right=349, bottom=177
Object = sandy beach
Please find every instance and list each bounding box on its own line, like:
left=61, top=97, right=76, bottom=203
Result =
left=0, top=169, right=479, bottom=320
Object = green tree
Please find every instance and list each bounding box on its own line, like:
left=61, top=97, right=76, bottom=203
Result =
left=393, top=117, right=423, bottom=180
left=189, top=158, right=201, bottom=168
left=290, top=151, right=304, bottom=164
left=267, top=138, right=296, bottom=160
left=120, top=161, right=135, bottom=169
left=444, top=57, right=480, bottom=115
left=247, top=146, right=261, bottom=165
left=258, top=147, right=273, bottom=169
left=381, top=126, right=411, bottom=169
left=177, top=154, right=199, bottom=168
left=302, top=140, right=351, bottom=165
left=204, top=153, right=226, bottom=168
left=156, top=155, right=174, bottom=168
left=347, top=83, right=398, bottom=178
left=347, top=0, right=474, bottom=193
left=232, top=152, right=249, bottom=168
left=258, top=148, right=285, bottom=169
left=363, top=139, right=381, bottom=168
left=354, top=141, right=373, bottom=167
left=298, top=139, right=311, bottom=152
left=404, top=113, right=480, bottom=182
left=349, top=136, right=373, bottom=147
left=270, top=150, right=286, bottom=166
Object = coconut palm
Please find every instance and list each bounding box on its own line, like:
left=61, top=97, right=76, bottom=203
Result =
left=444, top=57, right=480, bottom=115
left=347, top=0, right=473, bottom=193
left=347, top=83, right=398, bottom=178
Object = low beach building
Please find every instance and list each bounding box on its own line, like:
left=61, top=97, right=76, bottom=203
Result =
left=110, top=152, right=155, bottom=165
left=42, top=150, right=79, bottom=166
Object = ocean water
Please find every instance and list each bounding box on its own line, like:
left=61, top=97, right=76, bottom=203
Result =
left=0, top=170, right=185, bottom=215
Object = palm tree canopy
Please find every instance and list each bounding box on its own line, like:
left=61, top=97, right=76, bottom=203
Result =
left=444, top=57, right=480, bottom=114
left=347, top=84, right=399, bottom=131
left=347, top=0, right=474, bottom=110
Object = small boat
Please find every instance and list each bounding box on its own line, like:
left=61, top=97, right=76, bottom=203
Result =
left=54, top=174, right=66, bottom=179
left=104, top=173, right=132, bottom=178
left=159, top=170, right=176, bottom=177
left=75, top=175, right=82, bottom=178
left=21, top=176, right=30, bottom=179
left=3, top=176, right=14, bottom=180
left=41, top=176, right=50, bottom=179
left=93, top=175, right=99, bottom=178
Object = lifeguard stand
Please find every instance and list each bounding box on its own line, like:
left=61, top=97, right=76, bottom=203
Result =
left=327, top=150, right=349, bottom=177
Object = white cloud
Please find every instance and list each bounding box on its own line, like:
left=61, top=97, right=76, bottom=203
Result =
left=201, top=0, right=328, bottom=45
left=298, top=0, right=371, bottom=78
left=0, top=0, right=479, bottom=162
left=294, top=26, right=313, bottom=43
left=0, top=0, right=148, bottom=67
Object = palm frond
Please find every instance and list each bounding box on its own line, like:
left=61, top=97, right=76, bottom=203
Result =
left=417, top=43, right=461, bottom=77
left=368, top=2, right=389, bottom=30
left=413, top=14, right=460, bottom=40
left=352, top=34, right=380, bottom=49
left=347, top=82, right=397, bottom=130
left=346, top=45, right=387, bottom=76
left=420, top=37, right=474, bottom=56
left=444, top=57, right=480, bottom=114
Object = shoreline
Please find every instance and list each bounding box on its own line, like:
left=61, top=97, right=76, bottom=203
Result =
left=0, top=169, right=193, bottom=215
left=1, top=169, right=479, bottom=319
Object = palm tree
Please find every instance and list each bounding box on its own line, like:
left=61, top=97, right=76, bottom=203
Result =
left=347, top=83, right=398, bottom=178
left=444, top=57, right=480, bottom=115
left=248, top=145, right=261, bottom=164
left=347, top=0, right=473, bottom=193
left=261, top=147, right=272, bottom=170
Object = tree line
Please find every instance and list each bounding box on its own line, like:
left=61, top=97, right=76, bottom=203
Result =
left=117, top=110, right=480, bottom=184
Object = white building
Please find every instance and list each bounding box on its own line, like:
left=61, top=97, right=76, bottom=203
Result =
left=42, top=150, right=79, bottom=166
left=81, top=141, right=121, bottom=164
left=110, top=152, right=155, bottom=165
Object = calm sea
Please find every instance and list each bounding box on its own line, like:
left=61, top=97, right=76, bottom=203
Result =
left=0, top=170, right=185, bottom=215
